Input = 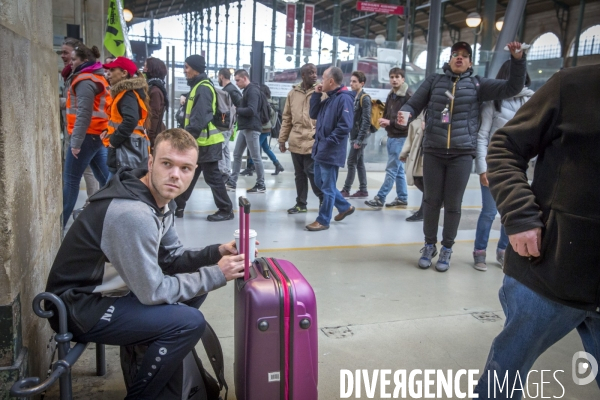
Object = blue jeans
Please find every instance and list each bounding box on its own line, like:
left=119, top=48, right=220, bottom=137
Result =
left=474, top=276, right=600, bottom=399
left=314, top=161, right=351, bottom=226
left=248, top=133, right=279, bottom=166
left=63, top=134, right=109, bottom=227
left=475, top=183, right=509, bottom=251
left=377, top=137, right=408, bottom=202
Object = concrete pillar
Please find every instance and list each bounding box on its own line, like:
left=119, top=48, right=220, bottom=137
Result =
left=0, top=0, right=63, bottom=392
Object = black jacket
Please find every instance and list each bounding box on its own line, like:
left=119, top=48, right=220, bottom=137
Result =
left=402, top=56, right=526, bottom=155
left=487, top=65, right=600, bottom=312
left=186, top=74, right=222, bottom=163
left=383, top=85, right=411, bottom=138
left=222, top=82, right=243, bottom=107
left=350, top=91, right=372, bottom=144
left=236, top=83, right=263, bottom=132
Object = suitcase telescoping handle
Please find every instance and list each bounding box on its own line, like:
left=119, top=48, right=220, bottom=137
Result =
left=238, top=196, right=251, bottom=280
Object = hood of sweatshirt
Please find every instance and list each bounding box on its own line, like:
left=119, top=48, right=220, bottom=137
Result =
left=514, top=87, right=535, bottom=98
left=89, top=168, right=173, bottom=216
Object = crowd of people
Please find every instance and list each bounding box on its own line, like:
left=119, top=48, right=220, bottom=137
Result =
left=53, top=34, right=600, bottom=398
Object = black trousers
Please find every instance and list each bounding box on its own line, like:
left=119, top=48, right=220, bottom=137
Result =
left=291, top=152, right=323, bottom=207
left=422, top=153, right=473, bottom=248
left=343, top=144, right=368, bottom=192
left=175, top=161, right=233, bottom=214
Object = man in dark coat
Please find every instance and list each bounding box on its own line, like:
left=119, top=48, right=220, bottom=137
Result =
left=174, top=55, right=233, bottom=222
left=474, top=64, right=600, bottom=399
left=305, top=67, right=356, bottom=231
left=398, top=41, right=526, bottom=272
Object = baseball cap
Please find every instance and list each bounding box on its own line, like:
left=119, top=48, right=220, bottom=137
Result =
left=450, top=42, right=473, bottom=58
left=102, top=56, right=139, bottom=77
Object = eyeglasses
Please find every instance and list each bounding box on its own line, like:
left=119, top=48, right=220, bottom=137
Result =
left=451, top=52, right=470, bottom=59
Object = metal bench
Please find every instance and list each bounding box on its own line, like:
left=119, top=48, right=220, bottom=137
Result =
left=10, top=292, right=106, bottom=400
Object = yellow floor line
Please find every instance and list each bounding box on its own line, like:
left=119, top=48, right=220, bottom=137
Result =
left=259, top=238, right=497, bottom=253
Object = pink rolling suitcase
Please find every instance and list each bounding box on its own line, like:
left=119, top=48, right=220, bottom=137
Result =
left=234, top=197, right=318, bottom=400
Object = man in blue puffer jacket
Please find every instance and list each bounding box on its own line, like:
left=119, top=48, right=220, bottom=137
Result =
left=305, top=67, right=356, bottom=231
left=398, top=41, right=526, bottom=272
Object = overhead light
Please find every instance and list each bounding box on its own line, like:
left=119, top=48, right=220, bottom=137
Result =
left=375, top=34, right=386, bottom=45
left=123, top=8, right=134, bottom=23
left=282, top=0, right=299, bottom=3
left=495, top=17, right=504, bottom=31
left=466, top=12, right=481, bottom=28
left=341, top=49, right=349, bottom=56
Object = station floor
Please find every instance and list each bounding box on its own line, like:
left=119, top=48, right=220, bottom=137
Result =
left=48, top=163, right=598, bottom=399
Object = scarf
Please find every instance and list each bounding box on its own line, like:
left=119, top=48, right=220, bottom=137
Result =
left=147, top=77, right=169, bottom=109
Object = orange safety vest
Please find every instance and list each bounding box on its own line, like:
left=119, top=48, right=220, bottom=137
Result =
left=66, top=73, right=111, bottom=135
left=103, top=89, right=149, bottom=147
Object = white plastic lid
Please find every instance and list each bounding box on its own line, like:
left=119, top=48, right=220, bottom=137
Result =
left=234, top=229, right=257, bottom=239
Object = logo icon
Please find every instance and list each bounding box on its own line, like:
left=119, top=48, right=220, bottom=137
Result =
left=572, top=351, right=598, bottom=385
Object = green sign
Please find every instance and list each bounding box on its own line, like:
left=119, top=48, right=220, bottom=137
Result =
left=104, top=0, right=126, bottom=57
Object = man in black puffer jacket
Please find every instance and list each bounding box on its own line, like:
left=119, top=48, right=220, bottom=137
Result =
left=398, top=41, right=526, bottom=272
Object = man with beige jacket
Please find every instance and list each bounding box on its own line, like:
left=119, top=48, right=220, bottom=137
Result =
left=279, top=63, right=324, bottom=214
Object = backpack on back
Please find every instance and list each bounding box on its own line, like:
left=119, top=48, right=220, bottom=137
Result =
left=200, top=81, right=237, bottom=132
left=361, top=93, right=385, bottom=133
left=258, top=91, right=271, bottom=125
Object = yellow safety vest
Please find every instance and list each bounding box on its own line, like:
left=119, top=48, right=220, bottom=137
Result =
left=185, top=80, right=224, bottom=147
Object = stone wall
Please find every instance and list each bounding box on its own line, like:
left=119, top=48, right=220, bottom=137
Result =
left=0, top=0, right=63, bottom=393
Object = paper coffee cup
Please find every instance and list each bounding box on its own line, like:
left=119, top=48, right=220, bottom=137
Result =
left=234, top=229, right=257, bottom=263
left=398, top=111, right=410, bottom=126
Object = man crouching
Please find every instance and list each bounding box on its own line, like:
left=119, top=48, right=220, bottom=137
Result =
left=45, top=128, right=245, bottom=399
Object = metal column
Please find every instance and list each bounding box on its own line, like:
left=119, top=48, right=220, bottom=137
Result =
left=215, top=4, right=220, bottom=75
left=332, top=0, right=341, bottom=66
left=572, top=0, right=586, bottom=67
left=225, top=1, right=230, bottom=67
left=252, top=0, right=257, bottom=44
left=271, top=0, right=277, bottom=71
left=206, top=8, right=212, bottom=69
left=171, top=46, right=175, bottom=129
left=425, top=0, right=442, bottom=77
left=487, top=0, right=527, bottom=78
left=236, top=0, right=242, bottom=69
left=387, top=0, right=400, bottom=43
left=402, top=0, right=410, bottom=70
left=295, top=4, right=303, bottom=68
left=480, top=0, right=497, bottom=61
left=165, top=47, right=170, bottom=127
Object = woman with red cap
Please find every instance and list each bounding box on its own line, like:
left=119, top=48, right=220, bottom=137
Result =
left=101, top=56, right=150, bottom=177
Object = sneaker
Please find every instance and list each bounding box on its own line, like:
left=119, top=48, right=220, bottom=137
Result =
left=225, top=182, right=236, bottom=192
left=247, top=184, right=266, bottom=194
left=473, top=250, right=487, bottom=271
left=406, top=209, right=423, bottom=222
left=287, top=205, right=307, bottom=214
left=435, top=246, right=453, bottom=272
left=340, top=189, right=350, bottom=198
left=207, top=212, right=234, bottom=222
left=175, top=208, right=185, bottom=218
left=496, top=249, right=506, bottom=267
left=364, top=196, right=384, bottom=209
left=418, top=244, right=437, bottom=269
left=385, top=197, right=408, bottom=207
left=349, top=190, right=369, bottom=199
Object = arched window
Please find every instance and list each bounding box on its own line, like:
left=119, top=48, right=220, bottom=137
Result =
left=569, top=25, right=600, bottom=56
left=414, top=51, right=427, bottom=70
left=438, top=47, right=451, bottom=68
left=528, top=33, right=562, bottom=60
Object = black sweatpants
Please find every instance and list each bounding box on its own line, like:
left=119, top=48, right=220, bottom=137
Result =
left=422, top=153, right=473, bottom=248
left=291, top=152, right=323, bottom=207
left=75, top=293, right=207, bottom=400
left=175, top=161, right=233, bottom=214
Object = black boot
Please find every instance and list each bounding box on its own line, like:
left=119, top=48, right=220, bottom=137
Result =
left=272, top=162, right=284, bottom=175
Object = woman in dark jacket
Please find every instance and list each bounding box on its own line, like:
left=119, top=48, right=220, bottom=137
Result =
left=143, top=57, right=168, bottom=147
left=398, top=41, right=527, bottom=272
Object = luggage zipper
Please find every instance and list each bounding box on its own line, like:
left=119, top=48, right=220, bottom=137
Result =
left=266, top=258, right=294, bottom=400
left=446, top=79, right=458, bottom=149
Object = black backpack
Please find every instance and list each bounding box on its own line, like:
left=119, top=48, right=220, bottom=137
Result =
left=121, top=322, right=228, bottom=400
left=259, top=91, right=271, bottom=125
left=271, top=110, right=282, bottom=139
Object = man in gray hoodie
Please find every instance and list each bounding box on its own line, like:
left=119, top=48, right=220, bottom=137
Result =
left=45, top=129, right=246, bottom=399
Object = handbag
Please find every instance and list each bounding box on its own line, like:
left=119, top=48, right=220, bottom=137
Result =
left=115, top=134, right=150, bottom=170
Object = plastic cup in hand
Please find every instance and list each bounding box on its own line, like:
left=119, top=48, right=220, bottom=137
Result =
left=398, top=111, right=410, bottom=126
left=234, top=229, right=257, bottom=263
